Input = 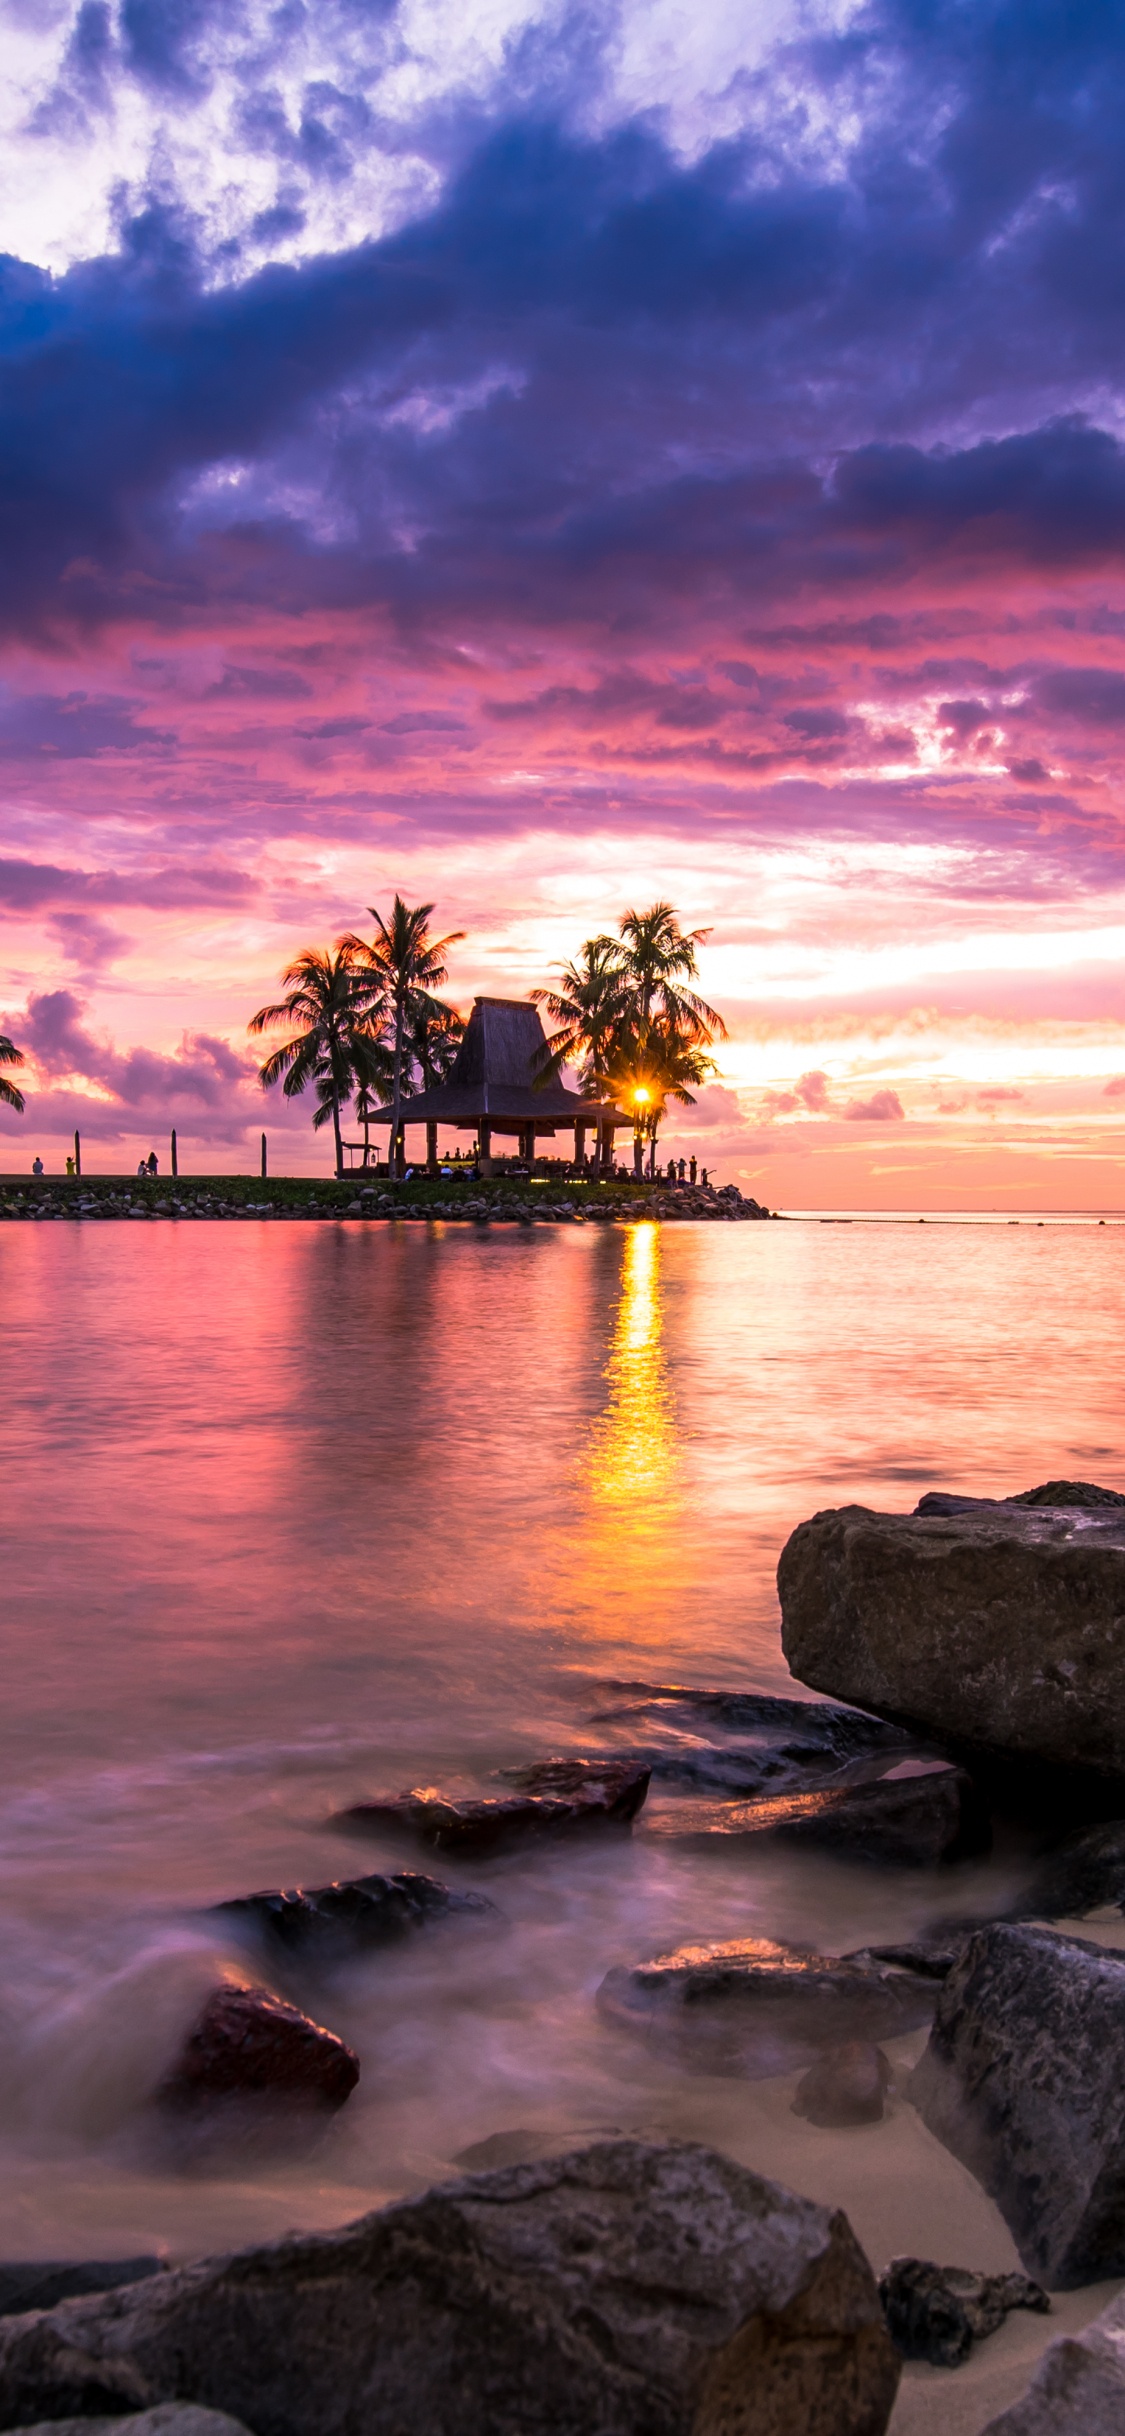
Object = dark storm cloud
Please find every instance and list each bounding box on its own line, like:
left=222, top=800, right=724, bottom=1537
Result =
left=7, top=0, right=1125, bottom=643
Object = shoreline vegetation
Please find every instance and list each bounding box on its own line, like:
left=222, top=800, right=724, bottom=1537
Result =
left=0, top=1173, right=776, bottom=1221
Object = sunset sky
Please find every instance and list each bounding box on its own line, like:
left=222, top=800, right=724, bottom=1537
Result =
left=3, top=0, right=1125, bottom=1202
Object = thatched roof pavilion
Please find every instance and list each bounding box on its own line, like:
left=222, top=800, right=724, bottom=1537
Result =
left=360, top=997, right=620, bottom=1171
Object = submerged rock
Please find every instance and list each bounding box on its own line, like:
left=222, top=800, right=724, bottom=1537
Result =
left=0, top=2139, right=901, bottom=2436
left=910, top=1923, right=1125, bottom=2285
left=879, top=2258, right=1048, bottom=2367
left=778, top=1500, right=1125, bottom=1783
left=980, top=2288, right=1125, bottom=2432
left=333, top=1763, right=650, bottom=1854
left=0, top=2262, right=163, bottom=2320
left=643, top=1764, right=989, bottom=1868
left=213, top=1870, right=494, bottom=1960
left=598, top=1937, right=940, bottom=2078
left=1016, top=1820, right=1125, bottom=1920
left=792, top=2042, right=892, bottom=2126
left=589, top=1684, right=916, bottom=1795
left=159, top=1985, right=359, bottom=2113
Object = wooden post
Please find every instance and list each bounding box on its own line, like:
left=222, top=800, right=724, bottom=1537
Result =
left=73, top=1128, right=81, bottom=1177
left=260, top=1132, right=267, bottom=1180
left=575, top=1121, right=586, bottom=1172
left=427, top=1121, right=438, bottom=1174
left=170, top=1129, right=178, bottom=1178
left=479, top=1120, right=492, bottom=1175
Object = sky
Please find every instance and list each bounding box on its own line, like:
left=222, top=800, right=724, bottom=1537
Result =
left=3, top=0, right=1125, bottom=1201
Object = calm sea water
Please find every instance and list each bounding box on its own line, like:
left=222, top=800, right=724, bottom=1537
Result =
left=0, top=1215, right=1122, bottom=2273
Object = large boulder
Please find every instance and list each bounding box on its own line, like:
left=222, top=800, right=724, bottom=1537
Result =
left=910, top=1923, right=1125, bottom=2286
left=0, top=2140, right=900, bottom=2436
left=778, top=1501, right=1125, bottom=1784
left=598, top=1938, right=940, bottom=2077
left=333, top=1762, right=650, bottom=1853
left=979, top=2289, right=1125, bottom=2432
left=18, top=2412, right=253, bottom=2436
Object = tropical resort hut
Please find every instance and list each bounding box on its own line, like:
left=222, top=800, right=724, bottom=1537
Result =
left=358, top=996, right=621, bottom=1174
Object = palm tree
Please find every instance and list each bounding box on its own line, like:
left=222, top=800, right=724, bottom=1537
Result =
left=405, top=997, right=465, bottom=1171
left=340, top=897, right=464, bottom=1177
left=616, top=903, right=727, bottom=1045
left=619, top=1024, right=718, bottom=1179
left=533, top=937, right=628, bottom=1095
left=249, top=947, right=382, bottom=1177
left=352, top=1028, right=395, bottom=1169
left=0, top=1035, right=26, bottom=1114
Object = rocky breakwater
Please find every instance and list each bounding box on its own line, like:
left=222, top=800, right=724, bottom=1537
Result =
left=0, top=2138, right=900, bottom=2436
left=778, top=1483, right=1125, bottom=1794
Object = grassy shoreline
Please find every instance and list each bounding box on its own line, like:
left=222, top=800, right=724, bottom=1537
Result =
left=0, top=1174, right=776, bottom=1222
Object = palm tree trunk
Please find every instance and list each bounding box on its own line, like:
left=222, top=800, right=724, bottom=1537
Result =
left=332, top=1084, right=344, bottom=1178
left=390, top=988, right=405, bottom=1180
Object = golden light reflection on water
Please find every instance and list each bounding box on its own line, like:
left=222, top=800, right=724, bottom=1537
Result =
left=584, top=1221, right=680, bottom=1519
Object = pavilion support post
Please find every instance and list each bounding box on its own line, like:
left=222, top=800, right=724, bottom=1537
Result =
left=479, top=1120, right=493, bottom=1176
left=575, top=1121, right=586, bottom=1172
left=426, top=1121, right=438, bottom=1175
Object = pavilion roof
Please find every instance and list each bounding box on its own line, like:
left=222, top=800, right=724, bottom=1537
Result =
left=364, top=997, right=621, bottom=1128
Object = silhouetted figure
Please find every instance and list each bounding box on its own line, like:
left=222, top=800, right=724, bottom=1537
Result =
left=137, top=1159, right=147, bottom=1176
left=678, top=1158, right=686, bottom=1181
left=147, top=1151, right=158, bottom=1176
left=65, top=1155, right=74, bottom=1176
left=666, top=1159, right=676, bottom=1181
left=689, top=1156, right=697, bottom=1185
left=701, top=1167, right=709, bottom=1187
left=32, top=1156, right=43, bottom=1176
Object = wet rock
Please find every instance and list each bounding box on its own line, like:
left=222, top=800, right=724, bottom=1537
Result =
left=18, top=2411, right=254, bottom=2436
left=582, top=1686, right=945, bottom=1809
left=859, top=1938, right=961, bottom=1978
left=1016, top=1820, right=1125, bottom=1920
left=643, top=1764, right=989, bottom=1868
left=0, top=2139, right=900, bottom=2436
left=333, top=1762, right=650, bottom=1854
left=792, top=2043, right=892, bottom=2126
left=910, top=1923, right=1125, bottom=2285
left=0, top=2263, right=163, bottom=2320
left=1013, top=1481, right=1125, bottom=1509
left=778, top=1500, right=1125, bottom=1783
left=598, top=1938, right=940, bottom=2078
left=916, top=1481, right=1125, bottom=1518
left=159, top=1985, right=359, bottom=2112
left=879, top=2258, right=1048, bottom=2367
left=213, top=1870, right=494, bottom=1960
left=979, top=2288, right=1125, bottom=2432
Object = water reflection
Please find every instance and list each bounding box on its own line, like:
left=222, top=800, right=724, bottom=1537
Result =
left=584, top=1223, right=680, bottom=1517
